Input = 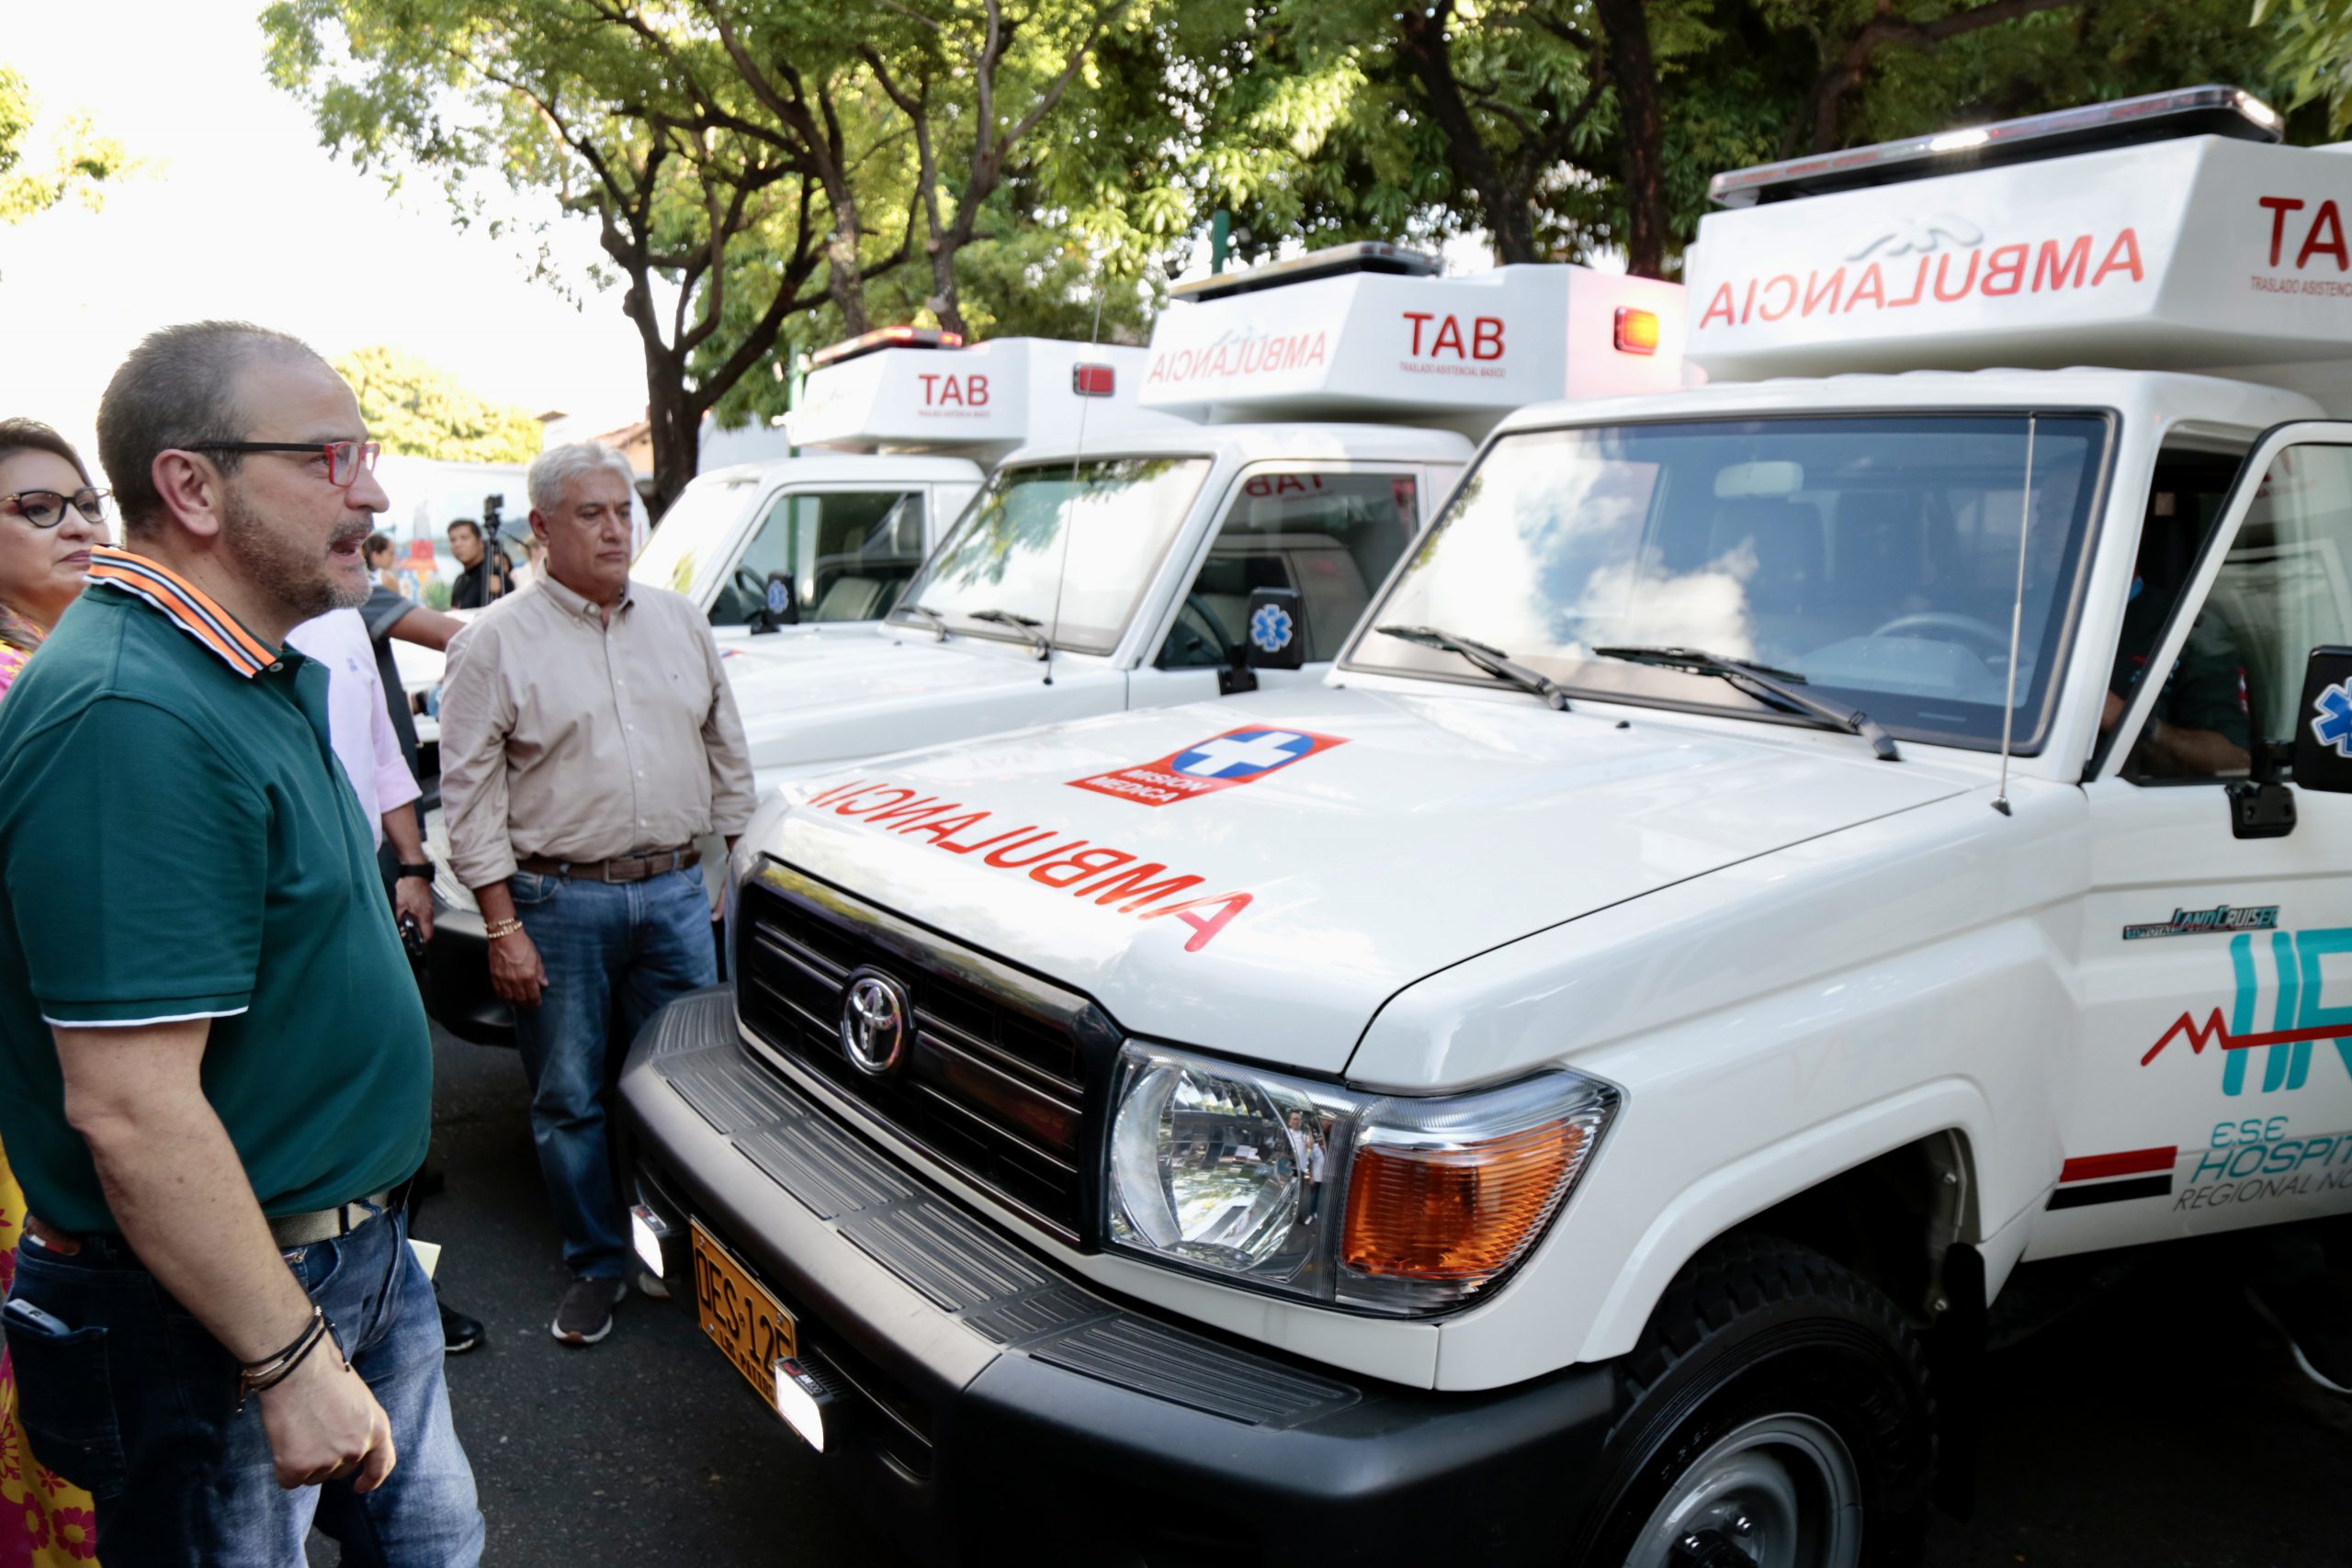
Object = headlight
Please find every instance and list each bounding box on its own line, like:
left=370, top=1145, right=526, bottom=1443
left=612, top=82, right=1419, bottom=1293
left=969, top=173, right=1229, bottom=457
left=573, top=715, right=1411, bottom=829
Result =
left=1107, top=1052, right=1339, bottom=1286
left=1105, top=1043, right=1616, bottom=1316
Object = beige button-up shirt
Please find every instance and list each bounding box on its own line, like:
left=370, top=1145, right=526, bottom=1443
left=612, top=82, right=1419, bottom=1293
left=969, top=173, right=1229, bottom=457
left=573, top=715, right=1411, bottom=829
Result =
left=439, top=573, right=756, bottom=888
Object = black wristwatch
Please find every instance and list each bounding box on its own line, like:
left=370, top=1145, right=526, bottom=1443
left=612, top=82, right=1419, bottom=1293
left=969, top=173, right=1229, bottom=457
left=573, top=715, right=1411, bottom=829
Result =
left=397, top=863, right=435, bottom=882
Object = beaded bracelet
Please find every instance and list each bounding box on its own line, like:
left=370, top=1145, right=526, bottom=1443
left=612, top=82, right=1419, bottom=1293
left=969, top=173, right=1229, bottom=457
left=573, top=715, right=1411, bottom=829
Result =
left=484, top=917, right=526, bottom=941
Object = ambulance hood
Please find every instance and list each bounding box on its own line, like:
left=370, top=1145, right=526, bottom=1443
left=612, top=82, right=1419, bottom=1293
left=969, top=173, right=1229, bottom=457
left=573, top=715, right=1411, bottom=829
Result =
left=719, top=630, right=1111, bottom=774
left=758, top=687, right=1971, bottom=1074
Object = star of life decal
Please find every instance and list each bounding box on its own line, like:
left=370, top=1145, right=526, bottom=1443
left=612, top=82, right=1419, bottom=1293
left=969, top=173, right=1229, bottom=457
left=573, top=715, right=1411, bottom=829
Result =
left=2312, top=678, right=2352, bottom=758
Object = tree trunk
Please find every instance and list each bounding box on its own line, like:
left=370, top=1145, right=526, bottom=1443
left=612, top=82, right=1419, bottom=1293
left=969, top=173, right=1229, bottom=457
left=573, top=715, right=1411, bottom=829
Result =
left=1394, top=2, right=1541, bottom=264
left=928, top=238, right=967, bottom=340
left=1592, top=0, right=1668, bottom=277
left=619, top=275, right=700, bottom=515
left=642, top=365, right=700, bottom=516
left=826, top=214, right=872, bottom=336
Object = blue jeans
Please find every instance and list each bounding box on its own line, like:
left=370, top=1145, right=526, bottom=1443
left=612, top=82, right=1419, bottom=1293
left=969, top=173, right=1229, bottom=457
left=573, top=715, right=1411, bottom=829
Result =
left=2, top=1201, right=482, bottom=1567
left=508, top=864, right=716, bottom=1279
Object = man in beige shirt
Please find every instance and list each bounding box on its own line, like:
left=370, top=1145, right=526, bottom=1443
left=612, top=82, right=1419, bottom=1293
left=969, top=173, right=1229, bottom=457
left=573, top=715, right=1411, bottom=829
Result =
left=438, top=442, right=754, bottom=1347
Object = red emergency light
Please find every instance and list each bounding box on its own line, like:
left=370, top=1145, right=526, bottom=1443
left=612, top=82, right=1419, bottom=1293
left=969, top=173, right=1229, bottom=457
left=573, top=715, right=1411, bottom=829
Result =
left=1613, top=308, right=1661, bottom=355
left=808, top=325, right=965, bottom=369
left=1071, top=363, right=1115, bottom=397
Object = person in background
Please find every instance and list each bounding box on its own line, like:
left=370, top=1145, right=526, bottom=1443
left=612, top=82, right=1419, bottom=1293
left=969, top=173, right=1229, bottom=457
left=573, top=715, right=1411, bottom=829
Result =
left=438, top=442, right=753, bottom=1348
left=365, top=531, right=401, bottom=594
left=0, top=419, right=110, bottom=1568
left=445, top=519, right=510, bottom=610
left=514, top=533, right=547, bottom=592
left=361, top=585, right=458, bottom=794
left=0, top=322, right=482, bottom=1563
left=284, top=606, right=485, bottom=1359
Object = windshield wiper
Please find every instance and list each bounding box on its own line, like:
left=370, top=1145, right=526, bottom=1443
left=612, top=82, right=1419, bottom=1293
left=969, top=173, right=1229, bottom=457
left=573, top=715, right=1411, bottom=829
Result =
left=1375, top=625, right=1571, bottom=710
left=1589, top=645, right=1900, bottom=761
left=894, top=602, right=949, bottom=641
left=970, top=608, right=1052, bottom=660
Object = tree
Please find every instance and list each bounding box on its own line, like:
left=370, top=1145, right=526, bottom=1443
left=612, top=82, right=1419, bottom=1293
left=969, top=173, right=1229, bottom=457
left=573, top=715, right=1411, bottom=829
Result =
left=1178, top=0, right=2303, bottom=282
left=265, top=0, right=837, bottom=508
left=0, top=65, right=133, bottom=224
left=852, top=0, right=1139, bottom=336
left=265, top=0, right=1144, bottom=501
left=332, top=345, right=544, bottom=461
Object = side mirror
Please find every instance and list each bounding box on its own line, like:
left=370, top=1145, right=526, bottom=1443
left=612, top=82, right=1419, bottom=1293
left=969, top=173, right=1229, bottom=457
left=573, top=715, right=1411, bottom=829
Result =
left=2291, top=644, right=2352, bottom=794
left=1244, top=587, right=1306, bottom=671
left=1218, top=587, right=1306, bottom=695
left=750, top=571, right=800, bottom=634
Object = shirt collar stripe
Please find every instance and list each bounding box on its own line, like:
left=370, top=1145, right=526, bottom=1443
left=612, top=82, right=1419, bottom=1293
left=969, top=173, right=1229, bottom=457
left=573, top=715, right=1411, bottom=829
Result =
left=87, top=547, right=276, bottom=678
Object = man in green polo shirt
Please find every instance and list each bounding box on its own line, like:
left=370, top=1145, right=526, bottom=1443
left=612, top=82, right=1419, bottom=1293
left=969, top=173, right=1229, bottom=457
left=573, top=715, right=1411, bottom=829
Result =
left=0, top=321, right=481, bottom=1565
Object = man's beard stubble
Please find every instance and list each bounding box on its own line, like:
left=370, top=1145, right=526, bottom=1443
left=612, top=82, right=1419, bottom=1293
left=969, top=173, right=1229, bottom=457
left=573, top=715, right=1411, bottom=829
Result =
left=221, top=488, right=371, bottom=619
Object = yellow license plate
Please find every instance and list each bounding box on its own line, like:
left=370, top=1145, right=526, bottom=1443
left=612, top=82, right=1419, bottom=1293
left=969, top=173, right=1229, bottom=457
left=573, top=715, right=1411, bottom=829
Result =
left=691, top=1220, right=797, bottom=1403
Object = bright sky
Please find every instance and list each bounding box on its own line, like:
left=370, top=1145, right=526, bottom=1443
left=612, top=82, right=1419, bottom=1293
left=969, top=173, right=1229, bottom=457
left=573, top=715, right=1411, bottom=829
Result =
left=0, top=1, right=651, bottom=467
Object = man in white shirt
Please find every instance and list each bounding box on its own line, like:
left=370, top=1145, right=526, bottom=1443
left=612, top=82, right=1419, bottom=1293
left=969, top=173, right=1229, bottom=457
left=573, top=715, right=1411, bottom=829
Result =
left=286, top=607, right=434, bottom=941
left=286, top=604, right=490, bottom=1359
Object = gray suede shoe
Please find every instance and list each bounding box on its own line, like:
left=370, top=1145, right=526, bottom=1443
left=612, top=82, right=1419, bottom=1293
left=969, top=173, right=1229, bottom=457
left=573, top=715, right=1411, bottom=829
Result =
left=551, top=1276, right=628, bottom=1347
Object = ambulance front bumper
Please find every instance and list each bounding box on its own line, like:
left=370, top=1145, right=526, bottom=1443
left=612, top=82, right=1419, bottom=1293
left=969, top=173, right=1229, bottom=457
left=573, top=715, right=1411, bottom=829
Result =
left=618, top=985, right=1621, bottom=1567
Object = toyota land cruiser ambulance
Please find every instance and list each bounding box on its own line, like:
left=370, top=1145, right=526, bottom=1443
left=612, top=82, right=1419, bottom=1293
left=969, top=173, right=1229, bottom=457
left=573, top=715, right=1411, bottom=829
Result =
left=425, top=251, right=1683, bottom=1044
left=390, top=334, right=1151, bottom=703
left=646, top=331, right=1191, bottom=637
left=618, top=85, right=2352, bottom=1564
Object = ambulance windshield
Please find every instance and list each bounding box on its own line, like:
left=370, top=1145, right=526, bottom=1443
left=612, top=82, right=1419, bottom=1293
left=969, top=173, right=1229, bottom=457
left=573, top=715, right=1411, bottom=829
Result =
left=1353, top=413, right=2109, bottom=750
left=893, top=455, right=1210, bottom=654
left=633, top=472, right=760, bottom=599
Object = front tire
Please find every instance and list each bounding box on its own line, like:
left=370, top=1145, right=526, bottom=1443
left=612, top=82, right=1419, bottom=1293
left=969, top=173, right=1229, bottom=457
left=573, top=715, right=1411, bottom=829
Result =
left=1573, top=1235, right=1935, bottom=1568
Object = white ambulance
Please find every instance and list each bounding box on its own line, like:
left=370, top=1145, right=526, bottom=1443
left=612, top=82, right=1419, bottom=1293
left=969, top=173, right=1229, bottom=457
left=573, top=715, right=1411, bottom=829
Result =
left=425, top=251, right=1680, bottom=1043
left=618, top=86, right=2352, bottom=1565
left=709, top=243, right=1683, bottom=795
left=638, top=330, right=1186, bottom=637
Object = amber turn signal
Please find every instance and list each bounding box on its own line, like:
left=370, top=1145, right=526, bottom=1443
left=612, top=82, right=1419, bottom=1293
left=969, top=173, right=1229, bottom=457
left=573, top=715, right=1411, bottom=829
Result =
left=1613, top=306, right=1662, bottom=355
left=1341, top=1120, right=1589, bottom=1282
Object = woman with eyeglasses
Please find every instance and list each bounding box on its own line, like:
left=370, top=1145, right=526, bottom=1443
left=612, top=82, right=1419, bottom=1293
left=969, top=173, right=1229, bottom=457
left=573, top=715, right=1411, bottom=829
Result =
left=0, top=418, right=107, bottom=1565
left=0, top=420, right=108, bottom=700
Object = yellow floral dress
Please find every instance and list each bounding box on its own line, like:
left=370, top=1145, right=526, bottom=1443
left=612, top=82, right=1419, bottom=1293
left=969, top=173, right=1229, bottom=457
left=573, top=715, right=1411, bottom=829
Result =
left=0, top=608, right=102, bottom=1565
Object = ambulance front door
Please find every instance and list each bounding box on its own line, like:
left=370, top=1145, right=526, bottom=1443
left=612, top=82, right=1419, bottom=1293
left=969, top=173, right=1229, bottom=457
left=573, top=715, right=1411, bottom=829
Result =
left=2059, top=425, right=2352, bottom=1253
left=1129, top=465, right=1430, bottom=708
left=710, top=485, right=929, bottom=628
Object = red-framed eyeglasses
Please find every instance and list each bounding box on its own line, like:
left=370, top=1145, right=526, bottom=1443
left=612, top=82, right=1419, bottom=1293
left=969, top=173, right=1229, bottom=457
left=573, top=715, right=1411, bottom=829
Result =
left=186, top=439, right=382, bottom=489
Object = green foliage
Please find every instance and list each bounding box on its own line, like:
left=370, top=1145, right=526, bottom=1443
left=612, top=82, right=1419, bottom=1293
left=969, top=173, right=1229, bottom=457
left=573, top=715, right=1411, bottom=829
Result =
left=2253, top=0, right=2352, bottom=133
left=0, top=65, right=135, bottom=224
left=265, top=0, right=2312, bottom=450
left=333, top=345, right=543, bottom=461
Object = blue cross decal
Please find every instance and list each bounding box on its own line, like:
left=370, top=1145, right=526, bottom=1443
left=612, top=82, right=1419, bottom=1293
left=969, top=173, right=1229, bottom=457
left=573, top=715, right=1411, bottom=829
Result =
left=2314, top=681, right=2352, bottom=759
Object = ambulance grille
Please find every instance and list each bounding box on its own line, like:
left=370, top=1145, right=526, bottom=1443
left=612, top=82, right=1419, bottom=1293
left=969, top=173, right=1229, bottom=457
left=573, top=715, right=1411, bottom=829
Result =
left=733, top=865, right=1116, bottom=1245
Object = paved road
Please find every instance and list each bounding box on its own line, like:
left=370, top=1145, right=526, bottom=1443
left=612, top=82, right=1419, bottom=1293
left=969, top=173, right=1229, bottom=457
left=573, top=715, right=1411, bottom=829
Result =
left=312, top=1024, right=2349, bottom=1566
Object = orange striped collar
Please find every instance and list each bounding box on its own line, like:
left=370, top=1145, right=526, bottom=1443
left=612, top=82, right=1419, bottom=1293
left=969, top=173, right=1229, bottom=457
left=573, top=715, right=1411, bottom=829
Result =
left=86, top=546, right=280, bottom=679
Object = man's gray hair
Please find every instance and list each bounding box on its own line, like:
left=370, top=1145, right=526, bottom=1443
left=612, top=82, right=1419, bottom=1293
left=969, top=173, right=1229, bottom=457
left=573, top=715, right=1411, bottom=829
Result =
left=527, top=442, right=638, bottom=514
left=96, top=321, right=325, bottom=536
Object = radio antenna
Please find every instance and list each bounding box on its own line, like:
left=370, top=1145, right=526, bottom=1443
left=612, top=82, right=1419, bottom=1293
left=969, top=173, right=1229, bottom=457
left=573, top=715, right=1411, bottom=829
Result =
left=1992, top=413, right=2037, bottom=817
left=1042, top=262, right=1109, bottom=687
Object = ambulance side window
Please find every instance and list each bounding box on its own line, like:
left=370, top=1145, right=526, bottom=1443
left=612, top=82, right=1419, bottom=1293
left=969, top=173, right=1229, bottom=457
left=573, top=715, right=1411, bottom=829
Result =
left=713, top=490, right=926, bottom=626
left=1158, top=470, right=1419, bottom=669
left=2110, top=443, right=2352, bottom=784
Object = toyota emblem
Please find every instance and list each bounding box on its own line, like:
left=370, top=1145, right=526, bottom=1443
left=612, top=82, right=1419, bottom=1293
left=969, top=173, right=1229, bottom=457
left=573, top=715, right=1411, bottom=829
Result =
left=839, top=969, right=912, bottom=1077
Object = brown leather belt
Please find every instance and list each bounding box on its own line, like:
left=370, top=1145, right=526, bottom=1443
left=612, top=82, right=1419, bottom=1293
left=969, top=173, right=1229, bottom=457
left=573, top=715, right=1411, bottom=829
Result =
left=26, top=1188, right=399, bottom=1257
left=517, top=846, right=700, bottom=884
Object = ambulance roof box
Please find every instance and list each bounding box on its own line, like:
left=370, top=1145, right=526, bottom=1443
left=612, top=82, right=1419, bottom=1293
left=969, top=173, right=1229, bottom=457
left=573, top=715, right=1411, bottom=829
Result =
left=786, top=333, right=1192, bottom=459
left=1683, top=85, right=2352, bottom=394
left=1139, top=243, right=1686, bottom=437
